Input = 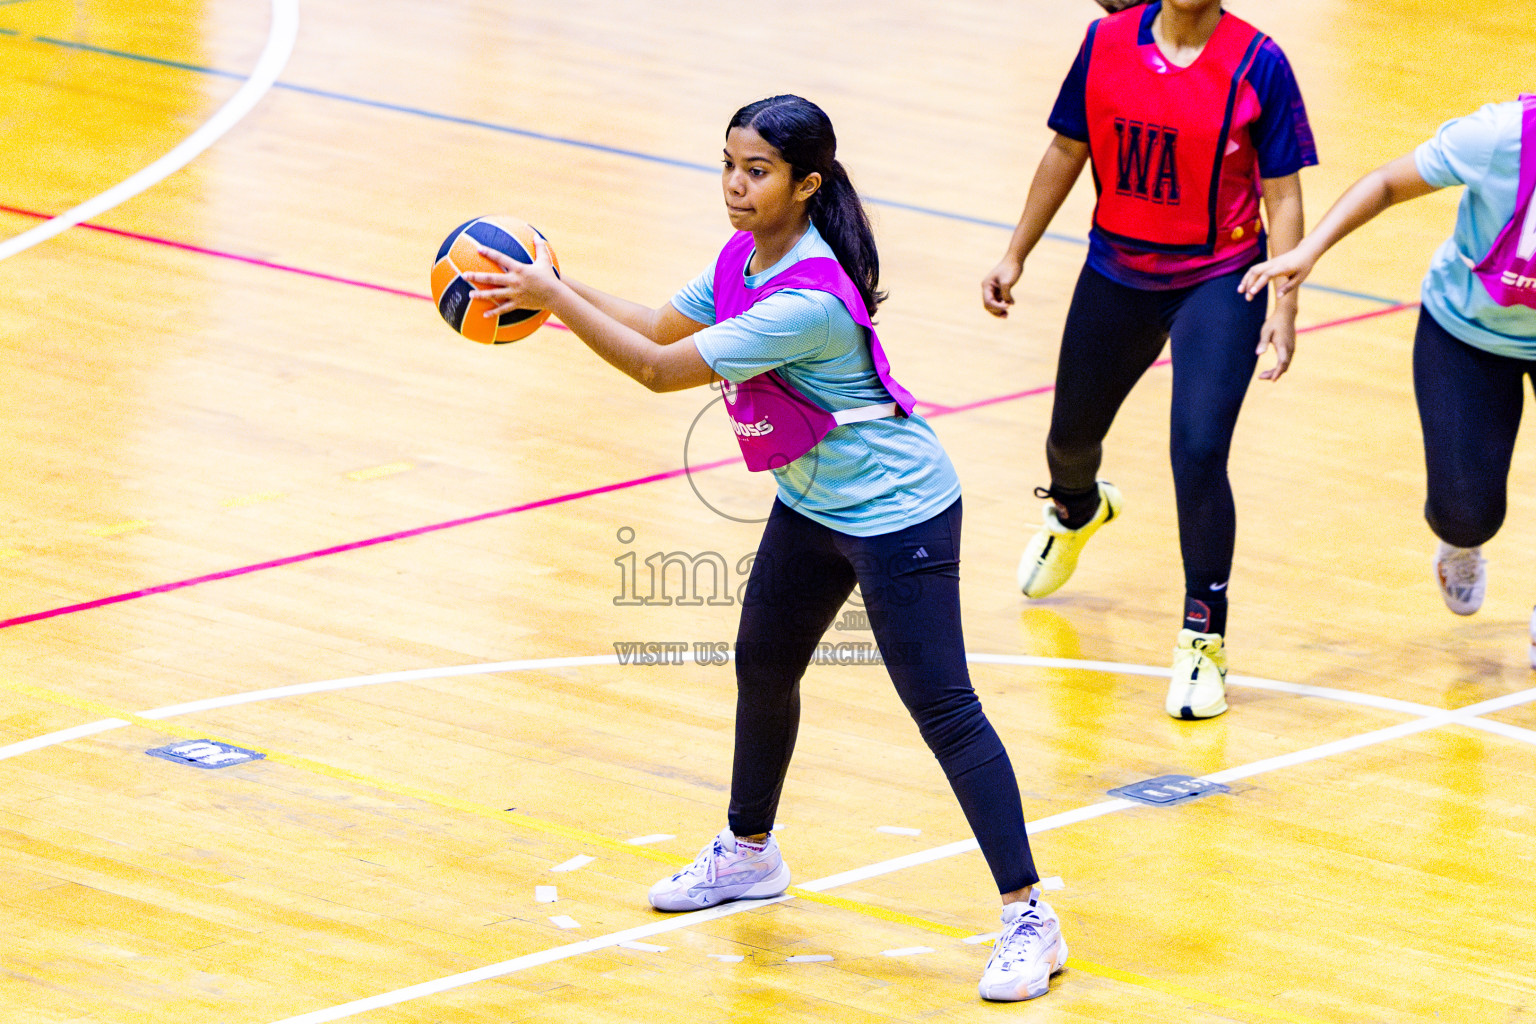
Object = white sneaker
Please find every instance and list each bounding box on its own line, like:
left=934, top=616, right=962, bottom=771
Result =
left=1167, top=629, right=1228, bottom=720
left=1528, top=606, right=1535, bottom=670
left=1434, top=542, right=1486, bottom=615
left=977, top=889, right=1068, bottom=1002
left=647, top=827, right=790, bottom=912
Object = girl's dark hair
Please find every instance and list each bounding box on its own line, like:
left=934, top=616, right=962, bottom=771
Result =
left=728, top=95, right=885, bottom=316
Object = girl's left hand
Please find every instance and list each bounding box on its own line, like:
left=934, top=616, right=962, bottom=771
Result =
left=1239, top=248, right=1316, bottom=301
left=1256, top=310, right=1295, bottom=382
left=464, top=235, right=561, bottom=317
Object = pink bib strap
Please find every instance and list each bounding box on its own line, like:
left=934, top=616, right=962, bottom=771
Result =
left=710, top=232, right=916, bottom=472
left=1470, top=95, right=1536, bottom=309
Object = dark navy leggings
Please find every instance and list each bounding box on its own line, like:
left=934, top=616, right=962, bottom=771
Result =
left=1046, top=263, right=1266, bottom=596
left=1414, top=307, right=1536, bottom=547
left=729, top=497, right=1039, bottom=895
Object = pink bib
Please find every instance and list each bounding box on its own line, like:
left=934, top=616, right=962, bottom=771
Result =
left=711, top=232, right=916, bottom=472
left=1471, top=95, right=1536, bottom=309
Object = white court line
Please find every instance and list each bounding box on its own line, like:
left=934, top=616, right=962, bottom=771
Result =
left=979, top=654, right=1536, bottom=748
left=0, top=656, right=619, bottom=761
left=1208, top=686, right=1536, bottom=785
left=0, top=718, right=130, bottom=759
left=2, top=649, right=1530, bottom=1019
left=262, top=681, right=1536, bottom=1024
left=801, top=797, right=1145, bottom=894
left=139, top=655, right=621, bottom=719
left=971, top=654, right=1452, bottom=717
left=1466, top=716, right=1536, bottom=745
left=0, top=0, right=299, bottom=263
left=8, top=651, right=1536, bottom=760
left=265, top=894, right=795, bottom=1024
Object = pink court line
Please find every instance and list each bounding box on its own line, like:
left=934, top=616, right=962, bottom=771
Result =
left=0, top=460, right=735, bottom=630
left=922, top=301, right=1422, bottom=416
left=0, top=205, right=1420, bottom=629
left=0, top=202, right=571, bottom=330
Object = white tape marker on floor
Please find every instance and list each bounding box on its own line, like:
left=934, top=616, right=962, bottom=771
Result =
left=261, top=684, right=1536, bottom=1024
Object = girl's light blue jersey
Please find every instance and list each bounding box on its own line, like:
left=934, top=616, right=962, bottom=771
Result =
left=1415, top=100, right=1536, bottom=357
left=673, top=225, right=960, bottom=536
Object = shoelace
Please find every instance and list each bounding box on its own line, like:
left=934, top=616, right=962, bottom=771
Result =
left=700, top=839, right=728, bottom=885
left=993, top=910, right=1044, bottom=969
left=669, top=838, right=729, bottom=885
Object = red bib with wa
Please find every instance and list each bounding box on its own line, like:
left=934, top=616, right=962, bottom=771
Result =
left=1084, top=8, right=1268, bottom=260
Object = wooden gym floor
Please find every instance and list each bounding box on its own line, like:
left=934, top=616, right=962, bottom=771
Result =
left=1, top=1, right=1533, bottom=1021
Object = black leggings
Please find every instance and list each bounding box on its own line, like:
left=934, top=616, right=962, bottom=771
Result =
left=729, top=497, right=1039, bottom=895
left=1414, top=307, right=1536, bottom=547
left=1046, top=263, right=1266, bottom=596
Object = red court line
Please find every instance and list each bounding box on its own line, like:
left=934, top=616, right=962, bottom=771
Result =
left=1, top=202, right=429, bottom=301
left=0, top=460, right=734, bottom=630
left=1, top=298, right=1419, bottom=632
left=929, top=301, right=1422, bottom=417
left=0, top=202, right=572, bottom=330
left=0, top=205, right=1421, bottom=630
left=1297, top=301, right=1421, bottom=332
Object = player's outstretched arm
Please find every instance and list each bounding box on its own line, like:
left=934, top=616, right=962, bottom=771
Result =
left=1240, top=154, right=1440, bottom=301
left=561, top=279, right=708, bottom=345
left=466, top=240, right=714, bottom=392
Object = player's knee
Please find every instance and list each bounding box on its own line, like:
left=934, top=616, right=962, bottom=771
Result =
left=1170, top=433, right=1230, bottom=486
left=1425, top=497, right=1504, bottom=549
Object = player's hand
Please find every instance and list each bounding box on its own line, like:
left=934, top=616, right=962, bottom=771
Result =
left=1256, top=309, right=1296, bottom=382
left=1239, top=249, right=1315, bottom=302
left=464, top=234, right=560, bottom=317
left=982, top=258, right=1023, bottom=318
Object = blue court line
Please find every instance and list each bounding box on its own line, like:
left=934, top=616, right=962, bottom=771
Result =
left=3, top=30, right=1403, bottom=307
left=32, top=35, right=245, bottom=77
left=1270, top=280, right=1410, bottom=304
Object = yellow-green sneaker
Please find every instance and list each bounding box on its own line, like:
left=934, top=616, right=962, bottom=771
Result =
left=1016, top=481, right=1122, bottom=598
left=1167, top=629, right=1228, bottom=720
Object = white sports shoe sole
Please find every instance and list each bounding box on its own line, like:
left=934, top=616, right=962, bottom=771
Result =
left=647, top=858, right=790, bottom=911
left=978, top=936, right=1068, bottom=1001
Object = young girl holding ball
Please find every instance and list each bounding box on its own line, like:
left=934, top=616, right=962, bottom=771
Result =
left=466, top=94, right=1068, bottom=1002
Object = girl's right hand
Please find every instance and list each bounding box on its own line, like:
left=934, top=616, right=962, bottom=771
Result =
left=1238, top=248, right=1316, bottom=301
left=982, top=259, right=1023, bottom=318
left=464, top=235, right=562, bottom=317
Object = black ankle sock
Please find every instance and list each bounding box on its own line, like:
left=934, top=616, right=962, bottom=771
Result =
left=1183, top=594, right=1227, bottom=635
left=1047, top=484, right=1100, bottom=530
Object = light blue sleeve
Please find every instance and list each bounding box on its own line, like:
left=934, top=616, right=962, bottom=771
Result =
left=669, top=266, right=717, bottom=325
left=689, top=290, right=839, bottom=383
left=1414, top=103, right=1506, bottom=189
